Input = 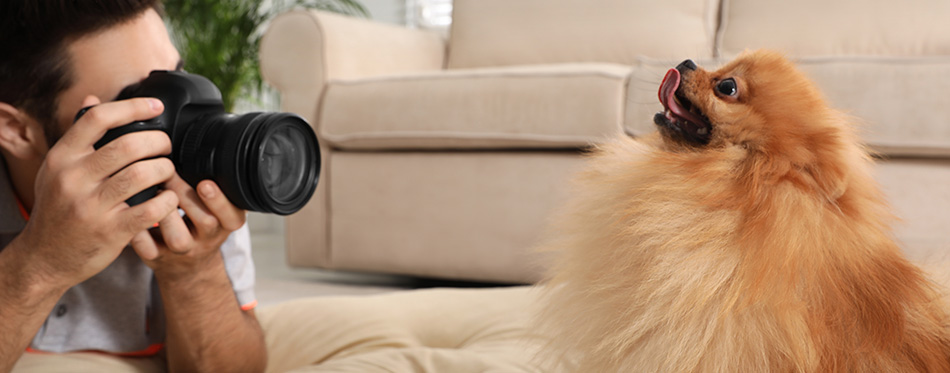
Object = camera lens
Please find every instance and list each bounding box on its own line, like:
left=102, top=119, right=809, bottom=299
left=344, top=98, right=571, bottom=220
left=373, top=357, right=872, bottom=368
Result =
left=176, top=111, right=320, bottom=215
left=259, top=125, right=307, bottom=199
left=247, top=115, right=319, bottom=214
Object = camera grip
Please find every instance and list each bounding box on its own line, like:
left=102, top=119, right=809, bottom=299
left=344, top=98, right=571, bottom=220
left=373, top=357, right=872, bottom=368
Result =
left=76, top=105, right=164, bottom=207
left=126, top=185, right=161, bottom=207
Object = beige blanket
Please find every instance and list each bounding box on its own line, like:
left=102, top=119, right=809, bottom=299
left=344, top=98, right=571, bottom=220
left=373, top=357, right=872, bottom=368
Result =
left=13, top=286, right=547, bottom=372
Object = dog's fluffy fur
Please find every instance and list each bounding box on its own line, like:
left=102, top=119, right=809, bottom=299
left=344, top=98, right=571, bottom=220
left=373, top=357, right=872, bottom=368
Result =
left=537, top=50, right=950, bottom=372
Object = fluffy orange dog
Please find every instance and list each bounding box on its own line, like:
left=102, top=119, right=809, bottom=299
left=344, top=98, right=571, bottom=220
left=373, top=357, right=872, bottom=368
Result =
left=537, top=50, right=950, bottom=372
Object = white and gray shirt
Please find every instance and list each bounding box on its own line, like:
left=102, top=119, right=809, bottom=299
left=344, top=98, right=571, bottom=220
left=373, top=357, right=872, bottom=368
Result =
left=0, top=158, right=256, bottom=355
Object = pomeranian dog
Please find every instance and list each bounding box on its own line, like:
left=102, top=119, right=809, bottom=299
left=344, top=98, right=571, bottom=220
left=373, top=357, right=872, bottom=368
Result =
left=537, top=50, right=950, bottom=372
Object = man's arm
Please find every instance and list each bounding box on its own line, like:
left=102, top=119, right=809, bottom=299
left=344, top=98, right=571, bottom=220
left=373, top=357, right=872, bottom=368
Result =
left=131, top=178, right=266, bottom=372
left=155, top=254, right=266, bottom=373
left=0, top=239, right=67, bottom=372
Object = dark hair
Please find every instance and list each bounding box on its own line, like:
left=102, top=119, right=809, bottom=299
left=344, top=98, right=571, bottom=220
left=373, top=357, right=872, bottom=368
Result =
left=0, top=0, right=161, bottom=144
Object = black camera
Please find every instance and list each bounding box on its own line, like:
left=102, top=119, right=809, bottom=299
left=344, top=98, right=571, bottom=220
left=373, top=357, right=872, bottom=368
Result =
left=80, top=70, right=320, bottom=215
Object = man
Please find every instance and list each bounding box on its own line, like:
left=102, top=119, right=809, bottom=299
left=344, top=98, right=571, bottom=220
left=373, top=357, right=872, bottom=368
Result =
left=0, top=1, right=266, bottom=371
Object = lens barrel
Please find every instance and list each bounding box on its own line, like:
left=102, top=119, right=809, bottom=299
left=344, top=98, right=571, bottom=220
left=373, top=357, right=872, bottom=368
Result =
left=86, top=71, right=320, bottom=215
left=177, top=112, right=320, bottom=215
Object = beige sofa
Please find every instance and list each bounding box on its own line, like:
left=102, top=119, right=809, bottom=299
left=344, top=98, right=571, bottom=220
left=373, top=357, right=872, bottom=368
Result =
left=260, top=0, right=950, bottom=284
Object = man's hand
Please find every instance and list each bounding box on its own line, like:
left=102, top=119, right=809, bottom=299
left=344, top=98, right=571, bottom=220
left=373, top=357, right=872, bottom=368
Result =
left=17, top=95, right=179, bottom=289
left=0, top=95, right=179, bottom=372
left=130, top=175, right=246, bottom=277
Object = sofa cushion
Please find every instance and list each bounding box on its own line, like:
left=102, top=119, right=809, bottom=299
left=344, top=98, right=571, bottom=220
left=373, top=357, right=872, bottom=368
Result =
left=320, top=63, right=632, bottom=150
left=717, top=0, right=950, bottom=57
left=625, top=58, right=950, bottom=157
left=798, top=58, right=950, bottom=157
left=447, top=0, right=719, bottom=69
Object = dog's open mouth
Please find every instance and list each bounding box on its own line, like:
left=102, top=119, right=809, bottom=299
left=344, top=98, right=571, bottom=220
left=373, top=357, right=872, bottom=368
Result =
left=654, top=68, right=712, bottom=145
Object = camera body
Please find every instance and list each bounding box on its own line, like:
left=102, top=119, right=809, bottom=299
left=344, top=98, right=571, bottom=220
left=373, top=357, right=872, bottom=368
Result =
left=87, top=70, right=320, bottom=215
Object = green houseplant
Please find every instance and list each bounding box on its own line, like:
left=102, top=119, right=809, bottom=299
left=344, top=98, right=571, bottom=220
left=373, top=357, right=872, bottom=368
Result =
left=162, top=0, right=368, bottom=112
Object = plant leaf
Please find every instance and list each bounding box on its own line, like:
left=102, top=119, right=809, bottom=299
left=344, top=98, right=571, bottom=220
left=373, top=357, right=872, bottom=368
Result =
left=163, top=0, right=369, bottom=111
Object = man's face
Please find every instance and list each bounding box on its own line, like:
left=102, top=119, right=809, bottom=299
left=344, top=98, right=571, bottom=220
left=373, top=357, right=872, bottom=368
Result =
left=50, top=8, right=180, bottom=147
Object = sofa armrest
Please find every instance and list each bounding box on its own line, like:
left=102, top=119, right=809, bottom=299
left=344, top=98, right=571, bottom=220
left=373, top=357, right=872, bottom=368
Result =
left=260, top=10, right=444, bottom=270
left=260, top=10, right=446, bottom=124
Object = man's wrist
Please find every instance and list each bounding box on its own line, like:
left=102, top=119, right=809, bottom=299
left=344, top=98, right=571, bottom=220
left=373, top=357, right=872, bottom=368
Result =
left=0, top=236, right=71, bottom=308
left=153, top=251, right=226, bottom=288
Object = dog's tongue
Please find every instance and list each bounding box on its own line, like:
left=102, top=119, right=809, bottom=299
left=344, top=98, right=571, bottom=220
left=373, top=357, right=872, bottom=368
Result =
left=659, top=68, right=680, bottom=111
left=658, top=68, right=705, bottom=126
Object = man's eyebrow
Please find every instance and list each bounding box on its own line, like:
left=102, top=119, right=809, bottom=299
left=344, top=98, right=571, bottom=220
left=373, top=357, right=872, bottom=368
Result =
left=175, top=59, right=184, bottom=71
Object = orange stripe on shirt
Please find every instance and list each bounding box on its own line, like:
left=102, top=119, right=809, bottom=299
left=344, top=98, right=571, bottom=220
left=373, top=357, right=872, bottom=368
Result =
left=240, top=300, right=258, bottom=311
left=15, top=198, right=29, bottom=221
left=26, top=343, right=165, bottom=357
left=114, top=343, right=165, bottom=357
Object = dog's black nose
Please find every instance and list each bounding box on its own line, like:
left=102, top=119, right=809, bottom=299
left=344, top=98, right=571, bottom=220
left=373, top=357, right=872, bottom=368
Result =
left=676, top=59, right=697, bottom=72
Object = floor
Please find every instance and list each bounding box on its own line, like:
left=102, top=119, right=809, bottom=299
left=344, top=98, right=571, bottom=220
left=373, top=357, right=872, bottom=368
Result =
left=248, top=213, right=502, bottom=307
left=249, top=215, right=402, bottom=307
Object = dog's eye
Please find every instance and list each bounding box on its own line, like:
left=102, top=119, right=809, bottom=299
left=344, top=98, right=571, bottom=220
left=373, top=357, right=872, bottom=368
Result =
left=716, top=78, right=738, bottom=96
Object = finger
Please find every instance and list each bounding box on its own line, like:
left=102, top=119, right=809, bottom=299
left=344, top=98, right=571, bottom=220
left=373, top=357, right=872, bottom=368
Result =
left=57, top=97, right=164, bottom=150
left=163, top=174, right=218, bottom=236
left=158, top=209, right=194, bottom=254
left=40, top=96, right=103, bottom=167
left=81, top=96, right=101, bottom=111
left=116, top=189, right=179, bottom=236
left=86, top=130, right=172, bottom=178
left=99, top=157, right=175, bottom=206
left=130, top=230, right=160, bottom=261
left=197, top=180, right=246, bottom=232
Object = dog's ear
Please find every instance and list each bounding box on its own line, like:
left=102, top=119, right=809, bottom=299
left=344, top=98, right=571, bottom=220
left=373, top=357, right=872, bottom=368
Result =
left=811, top=113, right=874, bottom=205
left=806, top=161, right=848, bottom=204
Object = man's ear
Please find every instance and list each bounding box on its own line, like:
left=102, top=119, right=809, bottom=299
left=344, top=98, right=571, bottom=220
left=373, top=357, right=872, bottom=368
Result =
left=0, top=102, right=48, bottom=159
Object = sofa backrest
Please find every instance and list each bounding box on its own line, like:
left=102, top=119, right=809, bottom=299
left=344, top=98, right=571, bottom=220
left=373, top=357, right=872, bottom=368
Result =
left=447, top=0, right=720, bottom=69
left=714, top=0, right=950, bottom=158
left=717, top=0, right=950, bottom=58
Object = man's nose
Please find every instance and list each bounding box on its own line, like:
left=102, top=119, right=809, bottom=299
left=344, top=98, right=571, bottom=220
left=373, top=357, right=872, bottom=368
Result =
left=676, top=59, right=697, bottom=73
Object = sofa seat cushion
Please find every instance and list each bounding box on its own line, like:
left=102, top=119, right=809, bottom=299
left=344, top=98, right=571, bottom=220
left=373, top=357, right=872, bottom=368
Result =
left=258, top=287, right=545, bottom=373
left=319, top=63, right=633, bottom=150
left=625, top=58, right=950, bottom=157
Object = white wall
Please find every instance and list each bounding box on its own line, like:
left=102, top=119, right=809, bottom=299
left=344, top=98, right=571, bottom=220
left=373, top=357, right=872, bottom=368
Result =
left=362, top=0, right=408, bottom=25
